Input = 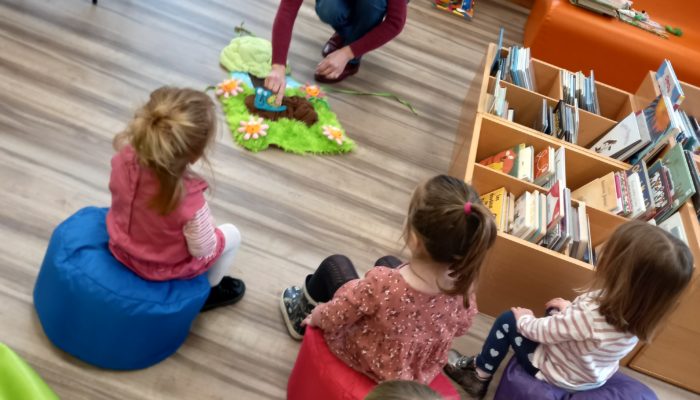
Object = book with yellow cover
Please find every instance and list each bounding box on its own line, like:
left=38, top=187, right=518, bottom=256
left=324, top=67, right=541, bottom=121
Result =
left=480, top=187, right=508, bottom=231
left=571, top=172, right=620, bottom=213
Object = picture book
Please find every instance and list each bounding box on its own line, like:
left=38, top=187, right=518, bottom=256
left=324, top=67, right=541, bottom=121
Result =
left=630, top=95, right=680, bottom=164
left=490, top=27, right=505, bottom=77
left=590, top=112, right=647, bottom=160
left=534, top=146, right=555, bottom=186
left=648, top=161, right=673, bottom=220
left=571, top=172, right=619, bottom=213
left=546, top=180, right=564, bottom=230
left=518, top=145, right=535, bottom=182
left=626, top=160, right=655, bottom=220
left=511, top=191, right=535, bottom=238
left=479, top=144, right=524, bottom=178
left=626, top=172, right=646, bottom=219
left=684, top=150, right=700, bottom=217
left=658, top=212, right=688, bottom=245
left=657, top=144, right=696, bottom=221
left=656, top=59, right=685, bottom=109
left=480, top=187, right=508, bottom=230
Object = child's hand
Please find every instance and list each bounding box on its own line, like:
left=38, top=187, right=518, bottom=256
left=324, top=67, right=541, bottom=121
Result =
left=511, top=307, right=534, bottom=321
left=301, top=314, right=314, bottom=327
left=265, top=64, right=287, bottom=105
left=545, top=298, right=572, bottom=313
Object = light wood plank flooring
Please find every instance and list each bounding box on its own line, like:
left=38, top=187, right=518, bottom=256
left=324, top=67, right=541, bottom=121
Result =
left=0, top=0, right=697, bottom=398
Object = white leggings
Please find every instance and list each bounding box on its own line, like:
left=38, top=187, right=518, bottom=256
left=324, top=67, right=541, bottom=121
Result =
left=206, top=224, right=241, bottom=286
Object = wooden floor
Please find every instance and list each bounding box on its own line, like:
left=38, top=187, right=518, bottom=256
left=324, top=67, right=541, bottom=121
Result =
left=0, top=0, right=697, bottom=399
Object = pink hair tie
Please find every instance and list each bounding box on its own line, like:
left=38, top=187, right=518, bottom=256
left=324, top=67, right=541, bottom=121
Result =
left=464, top=202, right=472, bottom=215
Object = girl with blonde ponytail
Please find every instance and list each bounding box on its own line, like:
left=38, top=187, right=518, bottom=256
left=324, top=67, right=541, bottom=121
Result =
left=107, top=87, right=245, bottom=311
left=281, top=175, right=497, bottom=386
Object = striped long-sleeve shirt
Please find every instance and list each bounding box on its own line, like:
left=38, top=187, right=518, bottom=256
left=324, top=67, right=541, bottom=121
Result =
left=183, top=201, right=219, bottom=260
left=517, top=291, right=638, bottom=391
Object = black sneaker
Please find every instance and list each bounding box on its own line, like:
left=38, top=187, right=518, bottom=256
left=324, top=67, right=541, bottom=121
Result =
left=201, top=276, right=246, bottom=312
left=444, top=350, right=491, bottom=399
left=280, top=285, right=316, bottom=340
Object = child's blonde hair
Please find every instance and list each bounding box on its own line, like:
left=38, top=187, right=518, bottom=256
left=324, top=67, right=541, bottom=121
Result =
left=404, top=175, right=497, bottom=308
left=114, top=87, right=217, bottom=214
left=591, top=220, right=693, bottom=341
left=364, top=380, right=442, bottom=400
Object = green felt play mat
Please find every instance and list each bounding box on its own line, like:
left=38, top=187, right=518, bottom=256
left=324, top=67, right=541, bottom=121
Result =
left=215, top=36, right=354, bottom=155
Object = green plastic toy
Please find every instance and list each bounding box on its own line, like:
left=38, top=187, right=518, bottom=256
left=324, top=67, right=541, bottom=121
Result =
left=0, top=343, right=58, bottom=400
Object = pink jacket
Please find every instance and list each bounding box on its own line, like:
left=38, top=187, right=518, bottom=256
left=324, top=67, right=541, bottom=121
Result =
left=106, top=145, right=224, bottom=281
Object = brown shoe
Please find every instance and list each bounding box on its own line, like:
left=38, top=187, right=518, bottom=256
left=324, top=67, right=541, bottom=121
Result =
left=314, top=62, right=360, bottom=84
left=322, top=33, right=345, bottom=58
left=444, top=350, right=491, bottom=399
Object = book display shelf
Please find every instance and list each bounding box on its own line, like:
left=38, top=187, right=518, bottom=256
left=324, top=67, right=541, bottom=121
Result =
left=450, top=44, right=700, bottom=393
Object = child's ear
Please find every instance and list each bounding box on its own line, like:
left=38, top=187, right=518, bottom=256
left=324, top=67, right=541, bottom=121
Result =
left=407, top=231, right=427, bottom=256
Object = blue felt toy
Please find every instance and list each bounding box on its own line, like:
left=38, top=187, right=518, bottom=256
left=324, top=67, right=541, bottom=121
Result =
left=33, top=207, right=210, bottom=370
left=254, top=87, right=287, bottom=112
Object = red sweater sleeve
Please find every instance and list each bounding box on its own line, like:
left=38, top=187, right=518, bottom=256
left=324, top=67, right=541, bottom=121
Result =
left=271, top=0, right=304, bottom=66
left=349, top=0, right=407, bottom=58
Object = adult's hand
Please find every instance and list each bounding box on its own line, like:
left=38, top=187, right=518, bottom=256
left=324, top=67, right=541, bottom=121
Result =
left=316, top=46, right=354, bottom=80
left=265, top=63, right=287, bottom=105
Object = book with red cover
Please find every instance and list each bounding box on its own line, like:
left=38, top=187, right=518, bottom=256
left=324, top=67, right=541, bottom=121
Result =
left=534, top=146, right=554, bottom=186
left=479, top=144, right=524, bottom=178
left=546, top=180, right=564, bottom=230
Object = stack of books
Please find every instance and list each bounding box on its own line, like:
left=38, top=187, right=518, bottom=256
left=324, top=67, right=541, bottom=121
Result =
left=570, top=0, right=632, bottom=17
left=534, top=99, right=579, bottom=144
left=489, top=34, right=536, bottom=93
left=657, top=59, right=700, bottom=155
left=480, top=186, right=593, bottom=264
left=478, top=143, right=534, bottom=182
left=479, top=144, right=565, bottom=189
left=595, top=60, right=700, bottom=164
left=486, top=70, right=513, bottom=120
left=479, top=145, right=590, bottom=262
left=573, top=144, right=698, bottom=224
left=561, top=69, right=600, bottom=115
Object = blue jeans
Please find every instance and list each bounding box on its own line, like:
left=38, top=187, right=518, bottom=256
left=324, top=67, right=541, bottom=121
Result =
left=315, top=0, right=388, bottom=63
left=476, top=311, right=540, bottom=377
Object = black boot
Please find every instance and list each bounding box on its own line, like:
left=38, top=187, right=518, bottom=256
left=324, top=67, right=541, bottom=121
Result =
left=444, top=350, right=491, bottom=399
left=280, top=283, right=318, bottom=340
left=201, top=276, right=246, bottom=312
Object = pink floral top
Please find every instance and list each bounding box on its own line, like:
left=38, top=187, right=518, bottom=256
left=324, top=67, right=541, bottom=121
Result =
left=312, top=266, right=477, bottom=384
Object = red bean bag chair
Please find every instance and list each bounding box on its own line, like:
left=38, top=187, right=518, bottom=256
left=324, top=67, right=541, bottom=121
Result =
left=287, top=327, right=460, bottom=400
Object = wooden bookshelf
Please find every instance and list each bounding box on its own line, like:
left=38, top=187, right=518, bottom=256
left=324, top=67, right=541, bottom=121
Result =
left=630, top=72, right=700, bottom=394
left=451, top=44, right=700, bottom=393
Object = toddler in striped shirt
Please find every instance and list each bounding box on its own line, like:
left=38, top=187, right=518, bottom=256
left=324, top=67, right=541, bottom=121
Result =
left=445, top=220, right=694, bottom=398
left=107, top=87, right=245, bottom=311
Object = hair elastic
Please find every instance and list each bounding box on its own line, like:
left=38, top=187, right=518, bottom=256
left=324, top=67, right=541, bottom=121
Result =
left=464, top=202, right=472, bottom=215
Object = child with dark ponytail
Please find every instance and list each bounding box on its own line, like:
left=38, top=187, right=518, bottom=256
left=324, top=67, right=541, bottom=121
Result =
left=107, top=87, right=245, bottom=311
left=281, top=175, right=497, bottom=384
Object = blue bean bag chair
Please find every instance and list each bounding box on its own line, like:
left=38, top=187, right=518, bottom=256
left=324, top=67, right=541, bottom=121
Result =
left=494, top=357, right=658, bottom=400
left=33, top=207, right=210, bottom=370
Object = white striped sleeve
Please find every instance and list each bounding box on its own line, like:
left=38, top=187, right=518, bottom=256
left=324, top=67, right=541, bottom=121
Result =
left=183, top=202, right=218, bottom=259
left=517, top=302, right=594, bottom=344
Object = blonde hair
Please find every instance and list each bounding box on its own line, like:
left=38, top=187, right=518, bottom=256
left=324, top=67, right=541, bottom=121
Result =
left=405, top=175, right=497, bottom=308
left=365, top=381, right=442, bottom=400
left=590, top=220, right=694, bottom=341
left=114, top=87, right=217, bottom=214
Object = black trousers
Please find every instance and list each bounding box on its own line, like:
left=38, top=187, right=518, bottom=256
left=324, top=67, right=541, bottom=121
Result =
left=305, top=254, right=403, bottom=303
